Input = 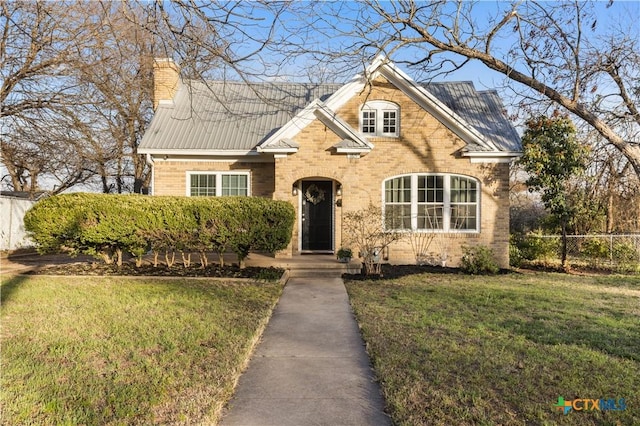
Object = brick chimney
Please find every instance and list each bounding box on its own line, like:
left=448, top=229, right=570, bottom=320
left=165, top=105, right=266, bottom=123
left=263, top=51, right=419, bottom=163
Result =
left=153, top=58, right=180, bottom=110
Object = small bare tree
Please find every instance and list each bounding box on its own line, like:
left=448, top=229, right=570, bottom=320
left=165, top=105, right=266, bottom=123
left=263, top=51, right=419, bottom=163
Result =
left=343, top=204, right=404, bottom=276
left=408, top=231, right=435, bottom=266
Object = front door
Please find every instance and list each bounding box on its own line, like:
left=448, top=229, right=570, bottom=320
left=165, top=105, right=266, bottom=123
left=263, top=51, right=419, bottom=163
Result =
left=301, top=180, right=333, bottom=252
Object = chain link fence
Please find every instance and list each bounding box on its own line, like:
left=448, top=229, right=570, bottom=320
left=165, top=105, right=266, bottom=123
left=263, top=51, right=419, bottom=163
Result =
left=512, top=234, right=640, bottom=272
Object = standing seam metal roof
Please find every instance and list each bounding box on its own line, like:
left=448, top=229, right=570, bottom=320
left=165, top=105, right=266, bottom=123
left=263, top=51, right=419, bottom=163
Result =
left=140, top=81, right=341, bottom=151
left=424, top=82, right=521, bottom=152
left=139, top=80, right=521, bottom=153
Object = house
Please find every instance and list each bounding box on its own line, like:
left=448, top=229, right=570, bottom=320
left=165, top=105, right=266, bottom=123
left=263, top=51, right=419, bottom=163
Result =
left=139, top=57, right=521, bottom=267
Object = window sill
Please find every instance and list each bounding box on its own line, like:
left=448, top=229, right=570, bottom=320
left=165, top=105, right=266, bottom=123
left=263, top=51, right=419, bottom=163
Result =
left=364, top=135, right=400, bottom=141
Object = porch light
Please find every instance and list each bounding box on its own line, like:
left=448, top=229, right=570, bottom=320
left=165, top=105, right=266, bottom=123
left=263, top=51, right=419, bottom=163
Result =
left=292, top=185, right=298, bottom=196
left=336, top=184, right=342, bottom=196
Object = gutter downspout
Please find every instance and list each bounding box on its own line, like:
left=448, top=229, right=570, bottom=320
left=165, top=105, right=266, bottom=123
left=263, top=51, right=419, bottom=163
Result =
left=145, top=154, right=155, bottom=196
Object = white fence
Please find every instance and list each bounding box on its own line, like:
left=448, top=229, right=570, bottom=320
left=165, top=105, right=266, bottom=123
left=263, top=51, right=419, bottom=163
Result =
left=0, top=196, right=36, bottom=250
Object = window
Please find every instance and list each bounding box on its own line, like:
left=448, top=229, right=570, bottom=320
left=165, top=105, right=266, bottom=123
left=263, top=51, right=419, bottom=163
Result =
left=187, top=172, right=249, bottom=197
left=362, top=110, right=376, bottom=134
left=384, top=174, right=479, bottom=232
left=360, top=101, right=399, bottom=137
left=384, top=176, right=411, bottom=229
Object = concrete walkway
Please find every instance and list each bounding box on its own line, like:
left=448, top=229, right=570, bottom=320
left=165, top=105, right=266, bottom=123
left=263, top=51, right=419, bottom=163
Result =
left=221, top=277, right=391, bottom=426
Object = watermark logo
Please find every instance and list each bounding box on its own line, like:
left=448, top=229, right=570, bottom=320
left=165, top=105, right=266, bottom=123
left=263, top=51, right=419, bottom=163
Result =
left=555, top=396, right=626, bottom=415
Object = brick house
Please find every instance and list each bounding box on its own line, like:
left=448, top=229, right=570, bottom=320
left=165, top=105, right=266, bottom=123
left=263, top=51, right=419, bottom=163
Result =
left=139, top=57, right=521, bottom=267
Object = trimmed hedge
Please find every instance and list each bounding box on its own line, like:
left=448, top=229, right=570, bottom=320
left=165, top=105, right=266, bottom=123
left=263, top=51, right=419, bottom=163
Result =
left=24, top=194, right=295, bottom=268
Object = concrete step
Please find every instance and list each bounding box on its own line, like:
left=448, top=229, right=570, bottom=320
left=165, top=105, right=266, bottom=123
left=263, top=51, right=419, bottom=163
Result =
left=286, top=261, right=361, bottom=278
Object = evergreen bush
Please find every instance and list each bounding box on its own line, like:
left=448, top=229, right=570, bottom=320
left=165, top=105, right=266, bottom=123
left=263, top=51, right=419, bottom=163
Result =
left=24, top=194, right=295, bottom=268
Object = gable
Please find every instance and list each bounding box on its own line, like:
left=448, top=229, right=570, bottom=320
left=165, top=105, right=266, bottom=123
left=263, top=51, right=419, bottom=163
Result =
left=140, top=57, right=521, bottom=161
left=258, top=57, right=520, bottom=160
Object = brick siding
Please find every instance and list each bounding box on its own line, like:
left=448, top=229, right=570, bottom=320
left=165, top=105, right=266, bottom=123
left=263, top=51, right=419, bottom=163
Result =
left=273, top=76, right=511, bottom=267
left=152, top=160, right=275, bottom=198
left=152, top=76, right=511, bottom=268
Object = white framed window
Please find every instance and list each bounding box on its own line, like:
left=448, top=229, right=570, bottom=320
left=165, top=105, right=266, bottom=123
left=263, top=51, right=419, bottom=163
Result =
left=383, top=174, right=479, bottom=232
left=360, top=100, right=399, bottom=137
left=187, top=171, right=250, bottom=197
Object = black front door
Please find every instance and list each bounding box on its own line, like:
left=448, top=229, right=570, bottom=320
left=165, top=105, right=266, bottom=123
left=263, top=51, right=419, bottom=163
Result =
left=301, top=181, right=333, bottom=251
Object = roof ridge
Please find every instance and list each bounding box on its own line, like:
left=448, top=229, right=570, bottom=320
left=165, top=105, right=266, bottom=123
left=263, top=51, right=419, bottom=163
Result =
left=185, top=79, right=343, bottom=87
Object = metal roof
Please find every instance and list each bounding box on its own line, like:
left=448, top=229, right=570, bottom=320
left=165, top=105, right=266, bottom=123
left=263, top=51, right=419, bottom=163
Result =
left=139, top=81, right=341, bottom=152
left=424, top=82, right=521, bottom=152
left=139, top=79, right=520, bottom=153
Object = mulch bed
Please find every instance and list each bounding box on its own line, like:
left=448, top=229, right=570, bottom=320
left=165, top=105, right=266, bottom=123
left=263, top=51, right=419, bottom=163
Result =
left=344, top=263, right=512, bottom=280
left=27, top=261, right=284, bottom=280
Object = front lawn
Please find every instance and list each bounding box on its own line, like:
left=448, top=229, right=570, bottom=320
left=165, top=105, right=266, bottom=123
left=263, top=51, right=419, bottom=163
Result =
left=345, top=271, right=640, bottom=425
left=1, top=275, right=283, bottom=425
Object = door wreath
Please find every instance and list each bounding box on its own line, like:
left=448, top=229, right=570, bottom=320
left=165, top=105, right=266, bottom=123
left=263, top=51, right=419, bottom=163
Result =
left=304, top=184, right=326, bottom=205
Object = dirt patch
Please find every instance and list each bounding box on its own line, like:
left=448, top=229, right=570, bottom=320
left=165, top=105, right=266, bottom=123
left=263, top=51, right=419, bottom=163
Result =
left=3, top=251, right=285, bottom=280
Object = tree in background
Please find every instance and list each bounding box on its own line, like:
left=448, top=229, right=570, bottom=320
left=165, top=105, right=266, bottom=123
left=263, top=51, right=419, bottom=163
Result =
left=510, top=125, right=639, bottom=235
left=1, top=1, right=99, bottom=193
left=1, top=1, right=285, bottom=194
left=519, top=114, right=587, bottom=268
left=1, top=1, right=156, bottom=194
left=281, top=1, right=639, bottom=180
left=128, top=1, right=288, bottom=82
left=71, top=2, right=157, bottom=193
left=585, top=130, right=640, bottom=233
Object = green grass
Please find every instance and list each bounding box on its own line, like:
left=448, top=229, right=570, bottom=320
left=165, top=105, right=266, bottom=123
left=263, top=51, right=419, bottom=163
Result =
left=345, top=271, right=640, bottom=425
left=1, top=274, right=283, bottom=425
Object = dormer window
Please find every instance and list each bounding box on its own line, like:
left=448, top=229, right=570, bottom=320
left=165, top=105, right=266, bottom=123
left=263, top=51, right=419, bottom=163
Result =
left=360, top=101, right=399, bottom=137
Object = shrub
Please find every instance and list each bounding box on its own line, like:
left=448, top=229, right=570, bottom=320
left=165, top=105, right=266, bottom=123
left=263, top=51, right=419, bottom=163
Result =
left=23, top=193, right=86, bottom=255
left=612, top=241, right=640, bottom=273
left=77, top=194, right=156, bottom=266
left=337, top=248, right=353, bottom=259
left=137, top=197, right=180, bottom=267
left=25, top=194, right=295, bottom=268
left=250, top=198, right=295, bottom=253
left=460, top=245, right=500, bottom=275
left=612, top=241, right=638, bottom=263
left=581, top=238, right=609, bottom=260
left=509, top=236, right=523, bottom=268
left=190, top=198, right=230, bottom=267
left=514, top=231, right=559, bottom=262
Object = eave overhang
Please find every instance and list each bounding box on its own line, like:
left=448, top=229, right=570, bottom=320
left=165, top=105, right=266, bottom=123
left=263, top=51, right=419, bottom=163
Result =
left=462, top=151, right=522, bottom=163
left=139, top=148, right=259, bottom=156
left=256, top=138, right=300, bottom=154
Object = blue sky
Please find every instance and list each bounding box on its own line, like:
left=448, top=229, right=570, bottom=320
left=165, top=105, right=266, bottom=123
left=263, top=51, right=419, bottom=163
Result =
left=433, top=1, right=640, bottom=90
left=230, top=0, right=639, bottom=99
